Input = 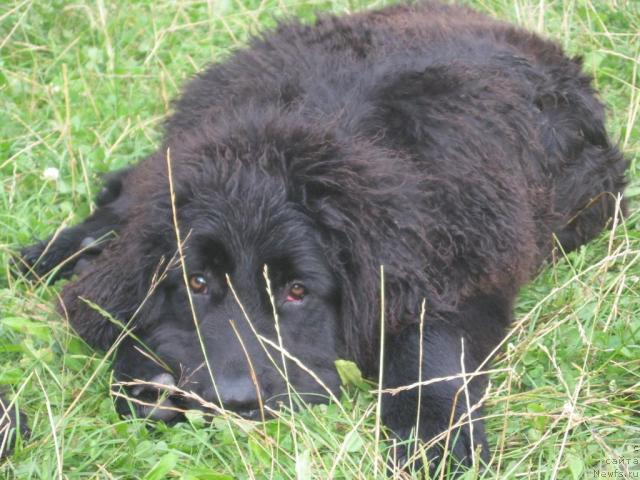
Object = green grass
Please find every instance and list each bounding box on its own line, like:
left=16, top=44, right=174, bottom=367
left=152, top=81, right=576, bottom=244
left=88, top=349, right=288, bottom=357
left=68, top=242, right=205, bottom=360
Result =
left=1, top=0, right=639, bottom=478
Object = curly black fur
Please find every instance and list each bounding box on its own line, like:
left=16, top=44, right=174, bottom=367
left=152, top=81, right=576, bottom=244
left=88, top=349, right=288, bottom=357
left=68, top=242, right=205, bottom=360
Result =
left=20, top=1, right=627, bottom=472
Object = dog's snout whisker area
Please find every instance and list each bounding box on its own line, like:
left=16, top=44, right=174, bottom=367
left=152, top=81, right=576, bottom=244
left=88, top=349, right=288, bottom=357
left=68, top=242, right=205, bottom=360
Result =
left=120, top=373, right=182, bottom=423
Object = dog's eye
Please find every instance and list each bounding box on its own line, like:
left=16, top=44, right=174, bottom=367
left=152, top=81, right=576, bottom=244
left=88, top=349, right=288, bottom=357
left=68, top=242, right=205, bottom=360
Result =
left=189, top=274, right=208, bottom=294
left=287, top=282, right=306, bottom=301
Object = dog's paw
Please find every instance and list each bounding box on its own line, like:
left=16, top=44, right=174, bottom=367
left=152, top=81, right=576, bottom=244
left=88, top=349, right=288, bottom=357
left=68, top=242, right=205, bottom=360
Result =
left=17, top=239, right=72, bottom=281
left=17, top=240, right=57, bottom=278
left=0, top=395, right=29, bottom=458
left=387, top=420, right=489, bottom=478
left=17, top=235, right=104, bottom=282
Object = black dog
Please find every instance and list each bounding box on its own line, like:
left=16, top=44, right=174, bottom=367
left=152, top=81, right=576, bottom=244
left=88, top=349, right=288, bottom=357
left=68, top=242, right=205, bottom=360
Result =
left=19, top=1, right=626, bottom=472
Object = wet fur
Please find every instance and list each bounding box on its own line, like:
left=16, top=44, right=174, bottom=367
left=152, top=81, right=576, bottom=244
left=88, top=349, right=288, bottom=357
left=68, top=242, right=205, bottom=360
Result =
left=20, top=1, right=627, bottom=472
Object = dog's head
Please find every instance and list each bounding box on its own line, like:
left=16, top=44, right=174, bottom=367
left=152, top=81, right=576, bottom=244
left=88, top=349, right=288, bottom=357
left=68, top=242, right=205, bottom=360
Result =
left=67, top=173, right=343, bottom=420
left=60, top=112, right=429, bottom=421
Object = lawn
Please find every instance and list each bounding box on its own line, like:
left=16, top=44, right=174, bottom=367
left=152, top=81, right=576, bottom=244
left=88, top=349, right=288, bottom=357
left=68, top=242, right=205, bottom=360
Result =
left=1, top=0, right=639, bottom=478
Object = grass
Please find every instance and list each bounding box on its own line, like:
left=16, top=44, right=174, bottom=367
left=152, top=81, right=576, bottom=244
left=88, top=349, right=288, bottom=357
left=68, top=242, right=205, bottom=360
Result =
left=1, top=0, right=639, bottom=478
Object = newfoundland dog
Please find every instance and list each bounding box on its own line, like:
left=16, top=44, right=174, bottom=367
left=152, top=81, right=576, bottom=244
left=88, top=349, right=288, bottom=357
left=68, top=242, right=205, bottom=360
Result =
left=16, top=0, right=626, bottom=471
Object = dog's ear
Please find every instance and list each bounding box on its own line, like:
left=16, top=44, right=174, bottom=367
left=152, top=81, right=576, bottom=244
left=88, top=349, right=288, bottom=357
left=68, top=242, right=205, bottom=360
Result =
left=309, top=196, right=435, bottom=368
left=294, top=154, right=435, bottom=367
left=59, top=231, right=156, bottom=350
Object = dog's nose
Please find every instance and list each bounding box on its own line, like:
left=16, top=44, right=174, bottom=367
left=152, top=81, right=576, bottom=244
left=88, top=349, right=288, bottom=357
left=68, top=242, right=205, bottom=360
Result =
left=130, top=373, right=180, bottom=422
left=211, top=377, right=261, bottom=415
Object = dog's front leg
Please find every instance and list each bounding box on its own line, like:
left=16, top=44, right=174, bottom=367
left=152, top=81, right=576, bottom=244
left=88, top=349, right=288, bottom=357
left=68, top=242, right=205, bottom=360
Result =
left=381, top=294, right=511, bottom=475
left=19, top=167, right=133, bottom=281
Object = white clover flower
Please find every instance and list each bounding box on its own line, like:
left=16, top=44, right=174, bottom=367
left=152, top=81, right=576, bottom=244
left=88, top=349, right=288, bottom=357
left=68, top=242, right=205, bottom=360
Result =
left=43, top=167, right=60, bottom=181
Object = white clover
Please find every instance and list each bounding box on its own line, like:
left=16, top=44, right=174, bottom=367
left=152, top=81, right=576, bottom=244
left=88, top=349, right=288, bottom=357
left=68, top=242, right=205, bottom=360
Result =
left=43, top=167, right=60, bottom=181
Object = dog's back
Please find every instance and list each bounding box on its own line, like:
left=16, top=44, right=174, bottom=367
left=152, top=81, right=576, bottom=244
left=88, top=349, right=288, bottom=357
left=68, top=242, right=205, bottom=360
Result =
left=167, top=1, right=626, bottom=284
